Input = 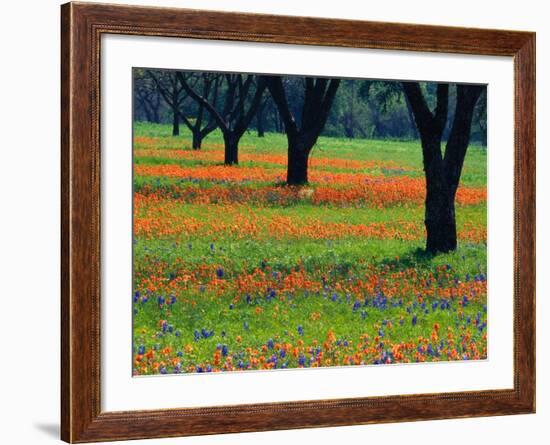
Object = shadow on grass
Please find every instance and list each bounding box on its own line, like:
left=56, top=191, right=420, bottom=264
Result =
left=376, top=247, right=437, bottom=271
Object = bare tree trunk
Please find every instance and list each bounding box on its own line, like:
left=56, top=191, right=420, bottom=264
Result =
left=172, top=111, right=180, bottom=136
left=192, top=130, right=202, bottom=150
left=257, top=106, right=265, bottom=137
left=423, top=141, right=456, bottom=253
left=223, top=133, right=239, bottom=165
left=287, top=136, right=310, bottom=185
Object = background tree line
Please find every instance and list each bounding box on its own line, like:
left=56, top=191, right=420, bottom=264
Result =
left=134, top=69, right=487, bottom=146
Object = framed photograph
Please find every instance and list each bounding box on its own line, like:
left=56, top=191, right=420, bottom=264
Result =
left=61, top=2, right=535, bottom=442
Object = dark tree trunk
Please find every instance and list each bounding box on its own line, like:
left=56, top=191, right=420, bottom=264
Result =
left=192, top=130, right=202, bottom=150
left=287, top=136, right=310, bottom=185
left=257, top=107, right=265, bottom=137
left=423, top=141, right=457, bottom=253
left=172, top=111, right=180, bottom=136
left=223, top=133, right=239, bottom=165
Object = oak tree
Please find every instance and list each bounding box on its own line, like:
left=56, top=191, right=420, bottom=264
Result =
left=264, top=76, right=340, bottom=185
left=402, top=82, right=482, bottom=253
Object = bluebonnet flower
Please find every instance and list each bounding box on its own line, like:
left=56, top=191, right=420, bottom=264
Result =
left=298, top=354, right=306, bottom=366
left=297, top=325, right=304, bottom=336
left=243, top=322, right=249, bottom=330
left=160, top=367, right=167, bottom=374
left=157, top=296, right=165, bottom=306
left=412, top=314, right=418, bottom=326
left=216, top=267, right=224, bottom=279
left=138, top=345, right=145, bottom=355
left=352, top=300, right=361, bottom=312
left=246, top=294, right=252, bottom=304
left=331, top=293, right=338, bottom=302
left=169, top=295, right=177, bottom=305
left=194, top=330, right=200, bottom=341
left=427, top=344, right=434, bottom=356
left=210, top=243, right=215, bottom=251
left=177, top=351, right=183, bottom=357
left=229, top=303, right=234, bottom=310
left=133, top=291, right=140, bottom=303
left=267, top=339, right=274, bottom=349
left=361, top=311, right=367, bottom=320
left=221, top=345, right=228, bottom=356
left=280, top=349, right=286, bottom=358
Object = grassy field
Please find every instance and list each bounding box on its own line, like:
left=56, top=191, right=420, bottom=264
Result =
left=132, top=122, right=487, bottom=375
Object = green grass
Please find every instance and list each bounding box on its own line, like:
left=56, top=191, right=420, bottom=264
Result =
left=132, top=122, right=487, bottom=374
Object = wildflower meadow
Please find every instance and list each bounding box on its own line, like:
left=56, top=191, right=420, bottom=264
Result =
left=133, top=128, right=487, bottom=375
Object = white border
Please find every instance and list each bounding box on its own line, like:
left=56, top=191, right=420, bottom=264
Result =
left=101, top=34, right=514, bottom=412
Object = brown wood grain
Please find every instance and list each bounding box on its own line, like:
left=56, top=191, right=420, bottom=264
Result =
left=60, top=2, right=536, bottom=442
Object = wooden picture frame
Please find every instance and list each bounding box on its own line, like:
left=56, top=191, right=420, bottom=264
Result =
left=61, top=1, right=535, bottom=442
